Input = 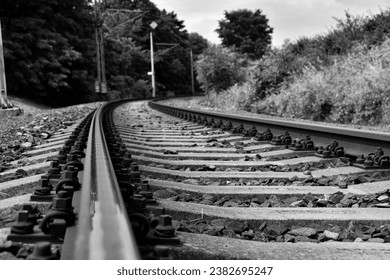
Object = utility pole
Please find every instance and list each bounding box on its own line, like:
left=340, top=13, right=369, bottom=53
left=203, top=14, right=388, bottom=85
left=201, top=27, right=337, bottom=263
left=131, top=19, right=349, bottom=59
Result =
left=0, top=19, right=12, bottom=108
left=150, top=21, right=157, bottom=98
left=94, top=0, right=107, bottom=94
left=94, top=1, right=146, bottom=96
left=190, top=48, right=195, bottom=95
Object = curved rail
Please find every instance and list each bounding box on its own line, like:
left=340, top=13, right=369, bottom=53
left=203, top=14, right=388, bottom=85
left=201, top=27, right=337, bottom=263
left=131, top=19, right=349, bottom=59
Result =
left=71, top=103, right=139, bottom=259
left=59, top=96, right=389, bottom=259
left=150, top=99, right=390, bottom=156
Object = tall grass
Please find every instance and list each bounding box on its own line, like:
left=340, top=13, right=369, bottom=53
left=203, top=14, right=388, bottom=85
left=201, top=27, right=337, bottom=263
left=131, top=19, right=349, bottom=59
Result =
left=258, top=39, right=390, bottom=126
left=196, top=10, right=390, bottom=128
left=198, top=81, right=257, bottom=111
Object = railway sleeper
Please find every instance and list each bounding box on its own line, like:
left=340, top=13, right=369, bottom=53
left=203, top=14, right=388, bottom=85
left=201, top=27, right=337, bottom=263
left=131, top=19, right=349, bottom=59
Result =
left=158, top=200, right=390, bottom=245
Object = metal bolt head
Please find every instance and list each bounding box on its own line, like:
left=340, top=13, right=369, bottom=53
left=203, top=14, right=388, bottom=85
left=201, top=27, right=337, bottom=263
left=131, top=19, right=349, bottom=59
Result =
left=159, top=215, right=172, bottom=226
left=152, top=207, right=166, bottom=216
left=154, top=245, right=171, bottom=258
left=131, top=164, right=139, bottom=172
left=64, top=167, right=78, bottom=179
left=132, top=196, right=146, bottom=209
left=124, top=151, right=131, bottom=159
left=33, top=242, right=51, bottom=256
left=39, top=178, right=49, bottom=188
left=75, top=143, right=83, bottom=150
left=17, top=210, right=29, bottom=222
left=21, top=203, right=34, bottom=212
left=141, top=184, right=151, bottom=192
left=375, top=147, right=384, bottom=156
left=41, top=174, right=50, bottom=180
left=52, top=195, right=71, bottom=210
left=67, top=154, right=78, bottom=161
left=27, top=242, right=58, bottom=260
left=57, top=191, right=68, bottom=199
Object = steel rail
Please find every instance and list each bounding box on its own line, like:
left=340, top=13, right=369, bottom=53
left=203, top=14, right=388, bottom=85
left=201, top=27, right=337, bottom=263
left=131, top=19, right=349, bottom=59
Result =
left=70, top=103, right=139, bottom=259
left=150, top=100, right=390, bottom=156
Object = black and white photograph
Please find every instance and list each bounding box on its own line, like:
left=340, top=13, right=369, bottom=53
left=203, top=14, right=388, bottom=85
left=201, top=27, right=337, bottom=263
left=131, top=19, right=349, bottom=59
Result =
left=1, top=0, right=390, bottom=279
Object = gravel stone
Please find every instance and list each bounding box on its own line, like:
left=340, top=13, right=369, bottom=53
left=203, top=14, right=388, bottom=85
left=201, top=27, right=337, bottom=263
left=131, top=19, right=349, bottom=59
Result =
left=249, top=202, right=261, bottom=207
left=367, top=238, right=385, bottom=243
left=316, top=199, right=328, bottom=207
left=225, top=220, right=245, bottom=233
left=182, top=179, right=199, bottom=185
left=242, top=229, right=255, bottom=240
left=259, top=201, right=271, bottom=207
left=178, top=192, right=192, bottom=201
left=222, top=229, right=236, bottom=238
left=290, top=200, right=305, bottom=207
left=223, top=201, right=240, bottom=207
left=283, top=197, right=299, bottom=205
left=290, top=227, right=317, bottom=237
left=252, top=231, right=268, bottom=242
left=294, top=236, right=316, bottom=242
left=328, top=192, right=345, bottom=204
left=0, top=251, right=18, bottom=260
left=187, top=222, right=210, bottom=233
left=377, top=195, right=389, bottom=202
left=202, top=194, right=217, bottom=202
left=204, top=229, right=220, bottom=236
left=153, top=189, right=177, bottom=199
left=324, top=230, right=339, bottom=240
left=199, top=199, right=214, bottom=205
left=317, top=177, right=331, bottom=186
left=214, top=197, right=230, bottom=206
left=210, top=219, right=226, bottom=231
left=284, top=234, right=295, bottom=243
left=302, top=193, right=317, bottom=203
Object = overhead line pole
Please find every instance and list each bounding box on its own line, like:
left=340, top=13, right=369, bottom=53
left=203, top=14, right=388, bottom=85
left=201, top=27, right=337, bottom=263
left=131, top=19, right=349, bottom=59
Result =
left=94, top=0, right=107, bottom=94
left=0, top=19, right=12, bottom=108
left=94, top=2, right=146, bottom=95
left=150, top=21, right=157, bottom=98
left=100, top=24, right=107, bottom=94
left=190, top=48, right=195, bottom=95
left=150, top=30, right=156, bottom=98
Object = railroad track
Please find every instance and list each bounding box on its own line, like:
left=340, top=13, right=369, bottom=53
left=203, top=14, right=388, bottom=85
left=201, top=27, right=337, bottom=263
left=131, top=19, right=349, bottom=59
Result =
left=1, top=97, right=390, bottom=260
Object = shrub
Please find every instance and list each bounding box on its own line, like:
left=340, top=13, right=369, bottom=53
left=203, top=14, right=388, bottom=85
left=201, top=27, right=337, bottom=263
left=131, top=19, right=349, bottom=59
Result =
left=198, top=80, right=257, bottom=111
left=195, top=45, right=247, bottom=93
left=259, top=39, right=390, bottom=125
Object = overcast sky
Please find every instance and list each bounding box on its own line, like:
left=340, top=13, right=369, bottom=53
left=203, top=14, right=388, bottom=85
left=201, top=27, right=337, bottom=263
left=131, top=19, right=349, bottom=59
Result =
left=152, top=0, right=389, bottom=47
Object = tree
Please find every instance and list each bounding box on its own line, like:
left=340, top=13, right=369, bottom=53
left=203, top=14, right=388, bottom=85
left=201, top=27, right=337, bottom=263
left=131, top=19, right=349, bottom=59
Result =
left=216, top=9, right=273, bottom=59
left=188, top=32, right=208, bottom=92
left=189, top=32, right=209, bottom=56
left=102, top=0, right=193, bottom=96
left=195, top=44, right=246, bottom=93
left=0, top=0, right=95, bottom=106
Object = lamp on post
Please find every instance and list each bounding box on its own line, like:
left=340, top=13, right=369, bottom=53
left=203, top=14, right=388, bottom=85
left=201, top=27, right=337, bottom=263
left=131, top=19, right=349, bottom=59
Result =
left=149, top=21, right=157, bottom=98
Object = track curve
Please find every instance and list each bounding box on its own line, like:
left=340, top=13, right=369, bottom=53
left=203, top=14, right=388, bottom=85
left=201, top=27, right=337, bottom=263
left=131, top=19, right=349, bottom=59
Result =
left=2, top=96, right=390, bottom=260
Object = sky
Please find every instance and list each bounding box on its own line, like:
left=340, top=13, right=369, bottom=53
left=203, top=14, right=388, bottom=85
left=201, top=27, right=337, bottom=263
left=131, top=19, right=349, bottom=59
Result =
left=152, top=0, right=389, bottom=47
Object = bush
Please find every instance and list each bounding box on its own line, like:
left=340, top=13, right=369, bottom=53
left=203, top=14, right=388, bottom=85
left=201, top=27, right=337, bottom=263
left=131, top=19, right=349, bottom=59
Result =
left=194, top=9, right=390, bottom=128
left=199, top=81, right=257, bottom=111
left=258, top=39, right=390, bottom=125
left=195, top=45, right=247, bottom=93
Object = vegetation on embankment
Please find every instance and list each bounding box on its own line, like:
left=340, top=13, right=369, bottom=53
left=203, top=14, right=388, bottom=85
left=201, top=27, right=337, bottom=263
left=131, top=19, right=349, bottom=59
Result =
left=196, top=10, right=390, bottom=128
left=1, top=0, right=208, bottom=106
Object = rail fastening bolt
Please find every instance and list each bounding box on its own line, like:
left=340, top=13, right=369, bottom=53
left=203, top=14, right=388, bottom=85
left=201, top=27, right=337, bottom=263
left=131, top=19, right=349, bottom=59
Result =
left=27, top=242, right=58, bottom=260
